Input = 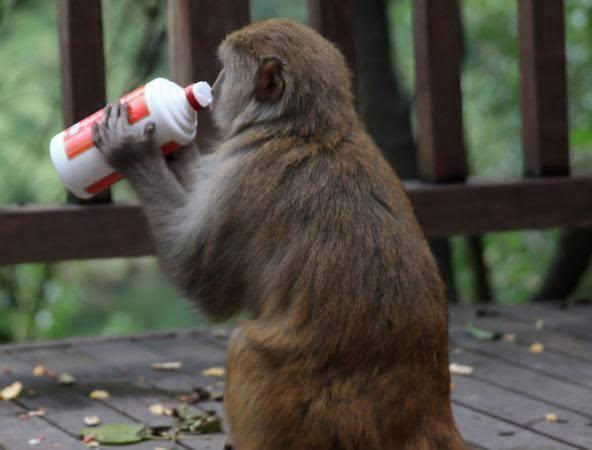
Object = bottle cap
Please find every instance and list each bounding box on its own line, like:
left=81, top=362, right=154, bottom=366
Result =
left=185, top=81, right=213, bottom=111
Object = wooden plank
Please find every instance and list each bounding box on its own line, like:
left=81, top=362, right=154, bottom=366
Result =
left=4, top=344, right=213, bottom=449
left=449, top=305, right=592, bottom=362
left=412, top=0, right=467, bottom=182
left=494, top=304, right=592, bottom=341
left=452, top=377, right=591, bottom=448
left=57, top=0, right=111, bottom=203
left=307, top=0, right=356, bottom=77
left=448, top=347, right=592, bottom=419
left=452, top=403, right=576, bottom=450
left=0, top=400, right=83, bottom=449
left=449, top=328, right=592, bottom=389
left=518, top=0, right=570, bottom=177
left=2, top=176, right=592, bottom=264
left=168, top=0, right=250, bottom=150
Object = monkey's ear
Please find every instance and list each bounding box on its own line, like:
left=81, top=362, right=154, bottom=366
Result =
left=254, top=57, right=285, bottom=103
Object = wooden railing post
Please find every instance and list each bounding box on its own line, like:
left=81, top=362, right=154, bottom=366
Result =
left=307, top=0, right=356, bottom=95
left=413, top=0, right=467, bottom=183
left=57, top=0, right=110, bottom=203
left=518, top=0, right=569, bottom=177
left=167, top=0, right=250, bottom=150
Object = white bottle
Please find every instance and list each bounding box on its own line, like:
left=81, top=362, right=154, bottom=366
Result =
left=50, top=78, right=213, bottom=199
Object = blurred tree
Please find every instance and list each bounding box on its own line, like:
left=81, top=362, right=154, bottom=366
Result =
left=531, top=228, right=592, bottom=303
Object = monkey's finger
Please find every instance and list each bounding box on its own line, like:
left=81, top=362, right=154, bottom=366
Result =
left=143, top=121, right=156, bottom=138
left=109, top=102, right=121, bottom=129
left=103, top=104, right=112, bottom=128
left=120, top=102, right=130, bottom=124
left=91, top=123, right=103, bottom=148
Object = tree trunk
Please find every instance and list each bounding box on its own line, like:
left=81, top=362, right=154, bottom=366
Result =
left=352, top=0, right=458, bottom=301
left=531, top=228, right=592, bottom=302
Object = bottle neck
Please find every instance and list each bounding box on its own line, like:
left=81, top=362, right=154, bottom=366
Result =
left=184, top=85, right=203, bottom=111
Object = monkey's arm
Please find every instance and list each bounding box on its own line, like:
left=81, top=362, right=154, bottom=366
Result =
left=92, top=102, right=188, bottom=232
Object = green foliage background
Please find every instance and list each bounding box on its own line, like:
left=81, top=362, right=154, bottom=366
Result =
left=0, top=0, right=590, bottom=342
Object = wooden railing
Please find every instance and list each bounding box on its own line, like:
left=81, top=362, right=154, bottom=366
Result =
left=1, top=0, right=591, bottom=265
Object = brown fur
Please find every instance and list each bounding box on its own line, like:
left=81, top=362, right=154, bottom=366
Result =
left=93, top=18, right=466, bottom=450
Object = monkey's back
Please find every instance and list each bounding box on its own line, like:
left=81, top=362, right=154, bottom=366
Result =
left=216, top=127, right=466, bottom=450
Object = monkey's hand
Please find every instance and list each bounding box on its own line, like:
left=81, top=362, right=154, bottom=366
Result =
left=92, top=102, right=160, bottom=176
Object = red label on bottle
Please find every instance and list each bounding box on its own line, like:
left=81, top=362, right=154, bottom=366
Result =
left=64, top=85, right=151, bottom=160
left=83, top=141, right=183, bottom=196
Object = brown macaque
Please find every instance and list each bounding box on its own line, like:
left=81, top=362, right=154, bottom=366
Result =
left=92, top=19, right=466, bottom=450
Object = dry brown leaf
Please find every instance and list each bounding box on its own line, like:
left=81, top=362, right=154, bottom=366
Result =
left=150, top=361, right=183, bottom=371
left=83, top=416, right=101, bottom=426
left=19, top=408, right=46, bottom=419
left=1, top=381, right=23, bottom=400
left=33, top=365, right=48, bottom=377
left=449, top=363, right=474, bottom=376
left=502, top=333, right=516, bottom=343
left=530, top=342, right=545, bottom=354
left=84, top=439, right=99, bottom=448
left=57, top=373, right=76, bottom=386
left=89, top=390, right=109, bottom=400
left=202, top=367, right=226, bottom=377
left=148, top=403, right=172, bottom=416
left=545, top=413, right=558, bottom=422
left=28, top=436, right=45, bottom=446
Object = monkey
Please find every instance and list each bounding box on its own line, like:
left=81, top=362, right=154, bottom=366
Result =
left=92, top=18, right=467, bottom=450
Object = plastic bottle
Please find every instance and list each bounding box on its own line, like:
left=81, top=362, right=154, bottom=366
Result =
left=50, top=78, right=213, bottom=199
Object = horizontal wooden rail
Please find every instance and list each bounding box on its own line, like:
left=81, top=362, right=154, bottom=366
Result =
left=2, top=177, right=592, bottom=265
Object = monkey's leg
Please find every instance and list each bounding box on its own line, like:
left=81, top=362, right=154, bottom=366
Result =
left=224, top=327, right=336, bottom=450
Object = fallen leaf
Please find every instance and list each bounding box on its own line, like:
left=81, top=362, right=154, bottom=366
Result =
left=202, top=367, right=225, bottom=378
left=535, top=319, right=545, bottom=330
left=466, top=322, right=501, bottom=341
left=33, top=365, right=48, bottom=377
left=210, top=390, right=224, bottom=401
left=502, top=333, right=516, bottom=343
left=1, top=381, right=23, bottom=400
left=84, top=441, right=99, bottom=448
left=19, top=408, right=46, bottom=419
left=149, top=404, right=173, bottom=416
left=82, top=435, right=95, bottom=444
left=180, top=387, right=210, bottom=404
left=80, top=423, right=147, bottom=445
left=83, top=416, right=101, bottom=426
left=545, top=413, right=558, bottom=422
left=449, top=363, right=474, bottom=376
left=151, top=361, right=183, bottom=371
left=57, top=373, right=76, bottom=386
left=89, top=390, right=109, bottom=400
left=212, top=329, right=229, bottom=339
left=28, top=436, right=45, bottom=446
left=530, top=342, right=545, bottom=354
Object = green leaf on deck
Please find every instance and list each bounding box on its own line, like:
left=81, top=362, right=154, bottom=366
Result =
left=466, top=322, right=502, bottom=341
left=80, top=423, right=147, bottom=444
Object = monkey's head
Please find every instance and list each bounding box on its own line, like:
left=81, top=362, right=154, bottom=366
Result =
left=212, top=18, right=355, bottom=143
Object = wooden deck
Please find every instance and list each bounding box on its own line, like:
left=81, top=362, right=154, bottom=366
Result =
left=0, top=304, right=591, bottom=450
